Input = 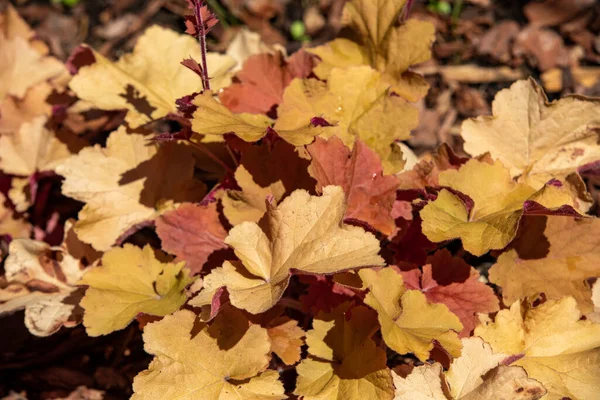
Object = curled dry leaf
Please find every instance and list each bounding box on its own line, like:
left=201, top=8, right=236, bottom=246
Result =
left=0, top=238, right=86, bottom=337
left=476, top=297, right=600, bottom=399
left=156, top=202, right=228, bottom=275
left=295, top=304, right=394, bottom=400
left=69, top=25, right=235, bottom=128
left=461, top=79, right=600, bottom=188
left=359, top=267, right=463, bottom=361
left=308, top=137, right=400, bottom=235
left=191, top=186, right=383, bottom=314
left=420, top=159, right=577, bottom=256
left=132, top=308, right=285, bottom=400
left=78, top=244, right=195, bottom=336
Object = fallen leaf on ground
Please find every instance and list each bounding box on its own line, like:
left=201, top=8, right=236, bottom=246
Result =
left=132, top=307, right=285, bottom=399
left=0, top=192, right=31, bottom=238
left=295, top=304, right=394, bottom=400
left=461, top=79, right=600, bottom=188
left=308, top=137, right=399, bottom=234
left=156, top=202, right=228, bottom=275
left=79, top=244, right=195, bottom=336
left=476, top=297, right=600, bottom=399
left=191, top=186, right=383, bottom=314
left=69, top=25, right=235, bottom=128
left=0, top=238, right=86, bottom=336
left=359, top=267, right=463, bottom=361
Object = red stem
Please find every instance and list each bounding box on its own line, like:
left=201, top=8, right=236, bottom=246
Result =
left=195, top=1, right=211, bottom=91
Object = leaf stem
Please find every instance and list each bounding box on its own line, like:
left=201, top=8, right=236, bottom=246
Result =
left=195, top=0, right=211, bottom=91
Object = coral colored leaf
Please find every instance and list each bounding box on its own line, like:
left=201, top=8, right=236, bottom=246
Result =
left=191, top=186, right=383, bottom=314
left=308, top=137, right=399, bottom=234
left=476, top=297, right=600, bottom=399
left=420, top=159, right=577, bottom=256
left=359, top=268, right=463, bottom=361
left=393, top=337, right=546, bottom=399
left=156, top=202, right=228, bottom=274
left=401, top=251, right=499, bottom=336
left=57, top=127, right=205, bottom=251
left=267, top=317, right=305, bottom=365
left=0, top=30, right=65, bottom=101
left=295, top=304, right=394, bottom=400
left=490, top=216, right=600, bottom=313
left=0, top=116, right=73, bottom=176
left=69, top=26, right=235, bottom=128
left=275, top=66, right=418, bottom=173
left=219, top=50, right=316, bottom=114
left=309, top=0, right=434, bottom=101
left=461, top=78, right=600, bottom=188
left=132, top=308, right=285, bottom=400
left=79, top=244, right=195, bottom=336
left=0, top=239, right=86, bottom=337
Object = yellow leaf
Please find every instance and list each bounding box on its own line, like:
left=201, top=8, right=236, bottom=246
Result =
left=393, top=338, right=546, bottom=399
left=461, top=78, right=600, bottom=188
left=359, top=268, right=463, bottom=361
left=0, top=239, right=85, bottom=337
left=221, top=165, right=286, bottom=225
left=420, top=159, right=576, bottom=256
left=191, top=91, right=273, bottom=141
left=191, top=186, right=383, bottom=314
left=475, top=297, right=600, bottom=399
left=295, top=304, right=394, bottom=400
left=0, top=32, right=65, bottom=102
left=79, top=244, right=195, bottom=336
left=0, top=116, right=72, bottom=176
left=132, top=308, right=285, bottom=400
left=309, top=0, right=435, bottom=101
left=490, top=216, right=600, bottom=313
left=275, top=67, right=418, bottom=173
left=57, top=127, right=204, bottom=251
left=69, top=25, right=235, bottom=128
left=392, top=363, right=447, bottom=400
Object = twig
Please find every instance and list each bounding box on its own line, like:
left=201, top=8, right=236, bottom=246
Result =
left=194, top=0, right=211, bottom=91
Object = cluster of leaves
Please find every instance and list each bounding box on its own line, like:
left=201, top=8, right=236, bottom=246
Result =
left=2, top=0, right=600, bottom=399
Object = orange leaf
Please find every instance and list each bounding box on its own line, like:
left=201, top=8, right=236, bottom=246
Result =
left=308, top=137, right=399, bottom=234
left=156, top=202, right=228, bottom=275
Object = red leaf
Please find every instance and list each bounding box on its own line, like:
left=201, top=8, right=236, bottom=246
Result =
left=219, top=50, right=317, bottom=115
left=307, top=137, right=400, bottom=235
left=156, top=202, right=228, bottom=275
left=400, top=250, right=499, bottom=337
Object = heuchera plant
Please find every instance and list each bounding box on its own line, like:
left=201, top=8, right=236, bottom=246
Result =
left=2, top=0, right=600, bottom=399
